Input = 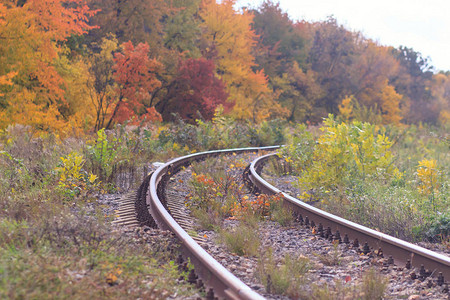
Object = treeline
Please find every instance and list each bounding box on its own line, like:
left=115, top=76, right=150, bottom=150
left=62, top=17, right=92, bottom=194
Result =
left=0, top=0, right=449, bottom=135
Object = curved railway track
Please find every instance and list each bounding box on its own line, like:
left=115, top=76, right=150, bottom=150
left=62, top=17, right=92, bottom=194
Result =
left=142, top=147, right=279, bottom=300
left=247, top=153, right=450, bottom=287
left=128, top=146, right=449, bottom=299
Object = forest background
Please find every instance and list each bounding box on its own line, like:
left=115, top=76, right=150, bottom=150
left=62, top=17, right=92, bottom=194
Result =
left=1, top=0, right=449, bottom=134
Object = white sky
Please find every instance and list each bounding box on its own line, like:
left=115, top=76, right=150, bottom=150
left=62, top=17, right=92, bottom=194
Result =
left=235, top=0, right=450, bottom=71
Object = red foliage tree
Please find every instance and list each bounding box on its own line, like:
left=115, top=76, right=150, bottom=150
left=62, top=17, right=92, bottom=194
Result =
left=158, top=58, right=230, bottom=121
left=107, top=41, right=162, bottom=128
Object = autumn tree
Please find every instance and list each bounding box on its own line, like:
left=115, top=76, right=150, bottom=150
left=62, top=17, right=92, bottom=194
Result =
left=378, top=81, right=403, bottom=124
left=430, top=72, right=450, bottom=125
left=56, top=50, right=98, bottom=133
left=88, top=0, right=170, bottom=54
left=251, top=0, right=307, bottom=78
left=272, top=63, right=323, bottom=122
left=199, top=0, right=286, bottom=122
left=0, top=0, right=97, bottom=133
left=391, top=46, right=434, bottom=123
left=164, top=0, right=202, bottom=57
left=106, top=41, right=163, bottom=129
left=307, top=17, right=357, bottom=114
left=250, top=1, right=321, bottom=122
left=87, top=34, right=119, bottom=131
left=157, top=58, right=230, bottom=121
left=348, top=41, right=404, bottom=124
left=350, top=42, right=399, bottom=103
left=146, top=0, right=204, bottom=112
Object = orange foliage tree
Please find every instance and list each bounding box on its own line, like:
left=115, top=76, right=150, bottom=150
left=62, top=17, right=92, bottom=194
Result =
left=0, top=0, right=97, bottom=134
left=430, top=72, right=450, bottom=125
left=105, top=41, right=163, bottom=129
left=350, top=42, right=403, bottom=124
left=199, top=0, right=286, bottom=122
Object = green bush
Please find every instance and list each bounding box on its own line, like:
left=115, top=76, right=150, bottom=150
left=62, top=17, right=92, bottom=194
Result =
left=86, top=129, right=118, bottom=181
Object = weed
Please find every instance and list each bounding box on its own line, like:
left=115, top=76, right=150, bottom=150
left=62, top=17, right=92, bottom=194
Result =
left=219, top=222, right=260, bottom=257
left=191, top=207, right=222, bottom=231
left=187, top=155, right=249, bottom=229
left=0, top=126, right=199, bottom=299
left=231, top=194, right=284, bottom=221
left=269, top=200, right=294, bottom=227
left=360, top=268, right=387, bottom=300
left=311, top=280, right=357, bottom=300
left=257, top=249, right=311, bottom=297
left=316, top=240, right=342, bottom=266
left=311, top=268, right=386, bottom=299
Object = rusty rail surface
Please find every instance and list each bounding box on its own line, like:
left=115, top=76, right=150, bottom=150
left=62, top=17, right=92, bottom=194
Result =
left=247, top=153, right=450, bottom=284
left=146, top=146, right=279, bottom=300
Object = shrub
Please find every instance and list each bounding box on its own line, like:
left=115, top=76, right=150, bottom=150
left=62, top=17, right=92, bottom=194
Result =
left=279, top=123, right=315, bottom=175
left=298, top=115, right=401, bottom=199
left=54, top=151, right=99, bottom=199
left=424, top=213, right=450, bottom=242
left=416, top=158, right=441, bottom=208
left=230, top=193, right=289, bottom=225
left=86, top=129, right=118, bottom=181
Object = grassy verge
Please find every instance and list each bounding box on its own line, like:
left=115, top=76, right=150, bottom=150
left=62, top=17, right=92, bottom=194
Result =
left=0, top=126, right=199, bottom=299
left=0, top=194, right=197, bottom=299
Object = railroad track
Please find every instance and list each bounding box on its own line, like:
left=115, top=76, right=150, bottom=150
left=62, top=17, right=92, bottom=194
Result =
left=141, top=147, right=279, bottom=300
left=246, top=153, right=450, bottom=289
left=124, top=146, right=449, bottom=299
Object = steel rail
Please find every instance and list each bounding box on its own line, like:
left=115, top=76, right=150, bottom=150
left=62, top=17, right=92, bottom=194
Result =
left=248, top=153, right=450, bottom=283
left=147, top=146, right=279, bottom=300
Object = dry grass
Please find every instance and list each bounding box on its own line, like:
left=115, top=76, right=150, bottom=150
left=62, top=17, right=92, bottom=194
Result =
left=0, top=127, right=197, bottom=299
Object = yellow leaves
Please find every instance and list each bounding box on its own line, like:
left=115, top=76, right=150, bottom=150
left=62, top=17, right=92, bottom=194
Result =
left=105, top=267, right=123, bottom=286
left=89, top=174, right=98, bottom=184
left=0, top=1, right=98, bottom=134
left=0, top=72, right=18, bottom=96
left=55, top=151, right=99, bottom=199
left=0, top=88, right=69, bottom=133
left=379, top=82, right=402, bottom=125
left=417, top=159, right=439, bottom=196
left=199, top=0, right=282, bottom=122
left=201, top=0, right=256, bottom=64
left=438, top=110, right=450, bottom=125
left=299, top=116, right=400, bottom=196
left=338, top=95, right=355, bottom=122
left=430, top=73, right=450, bottom=126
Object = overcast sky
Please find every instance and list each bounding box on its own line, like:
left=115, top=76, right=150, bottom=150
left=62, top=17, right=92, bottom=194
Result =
left=235, top=0, right=450, bottom=71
